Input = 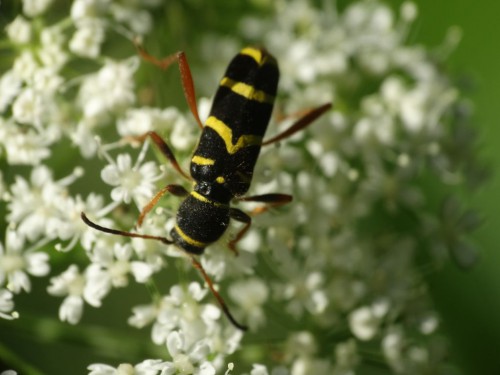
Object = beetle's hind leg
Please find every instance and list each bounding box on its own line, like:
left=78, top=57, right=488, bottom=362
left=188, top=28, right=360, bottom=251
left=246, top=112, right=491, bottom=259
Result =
left=228, top=193, right=292, bottom=254
left=262, top=102, right=332, bottom=145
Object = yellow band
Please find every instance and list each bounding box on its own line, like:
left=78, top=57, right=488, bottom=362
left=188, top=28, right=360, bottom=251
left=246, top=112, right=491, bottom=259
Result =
left=174, top=224, right=207, bottom=248
left=240, top=47, right=276, bottom=66
left=220, top=77, right=275, bottom=104
left=205, top=116, right=262, bottom=155
left=192, top=155, right=215, bottom=166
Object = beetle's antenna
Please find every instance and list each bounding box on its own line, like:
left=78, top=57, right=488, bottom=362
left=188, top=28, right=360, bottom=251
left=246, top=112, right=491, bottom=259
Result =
left=81, top=212, right=248, bottom=330
left=81, top=212, right=173, bottom=245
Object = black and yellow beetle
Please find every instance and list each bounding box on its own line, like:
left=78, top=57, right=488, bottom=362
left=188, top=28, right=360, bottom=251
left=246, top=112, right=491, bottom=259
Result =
left=82, top=45, right=331, bottom=330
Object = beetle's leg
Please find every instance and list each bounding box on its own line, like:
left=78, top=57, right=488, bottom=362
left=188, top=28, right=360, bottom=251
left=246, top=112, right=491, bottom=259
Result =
left=188, top=253, right=248, bottom=331
left=228, top=208, right=252, bottom=255
left=129, top=131, right=191, bottom=181
left=236, top=193, right=292, bottom=215
left=262, top=102, right=332, bottom=145
left=135, top=41, right=204, bottom=130
left=228, top=194, right=292, bottom=253
left=136, top=184, right=189, bottom=228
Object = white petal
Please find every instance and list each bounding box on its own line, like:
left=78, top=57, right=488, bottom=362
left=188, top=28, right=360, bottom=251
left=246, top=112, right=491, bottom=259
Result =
left=60, top=295, right=83, bottom=324
left=348, top=306, right=379, bottom=341
left=100, top=165, right=120, bottom=186
left=116, top=153, right=132, bottom=172
left=26, top=252, right=50, bottom=276
left=198, top=362, right=216, bottom=375
left=166, top=331, right=184, bottom=357
left=130, top=261, right=153, bottom=283
left=8, top=271, right=30, bottom=293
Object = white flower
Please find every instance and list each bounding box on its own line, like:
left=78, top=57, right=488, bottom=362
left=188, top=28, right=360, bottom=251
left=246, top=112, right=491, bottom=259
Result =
left=90, top=332, right=217, bottom=375
left=78, top=58, right=138, bottom=119
left=22, top=0, right=54, bottom=17
left=72, top=119, right=100, bottom=158
left=164, top=331, right=215, bottom=375
left=151, top=282, right=211, bottom=345
left=0, top=119, right=51, bottom=165
left=60, top=295, right=84, bottom=325
left=228, top=278, right=268, bottom=330
left=32, top=67, right=64, bottom=95
left=117, top=108, right=161, bottom=137
left=88, top=359, right=169, bottom=375
left=0, top=71, right=22, bottom=113
left=47, top=265, right=86, bottom=324
left=5, top=15, right=32, bottom=44
left=419, top=314, right=439, bottom=335
left=290, top=357, right=331, bottom=375
left=7, top=165, right=72, bottom=241
left=128, top=303, right=158, bottom=329
left=117, top=107, right=181, bottom=137
left=11, top=88, right=43, bottom=126
left=38, top=27, right=68, bottom=69
left=116, top=106, right=197, bottom=152
left=250, top=364, right=269, bottom=375
left=0, top=229, right=49, bottom=294
left=87, top=242, right=155, bottom=290
left=334, top=339, right=359, bottom=371
left=12, top=51, right=39, bottom=82
left=109, top=5, right=153, bottom=35
left=71, top=0, right=107, bottom=22
left=273, top=266, right=328, bottom=319
left=0, top=289, right=18, bottom=320
left=54, top=192, right=105, bottom=252
left=349, top=309, right=376, bottom=340
left=100, top=146, right=162, bottom=208
left=348, top=301, right=389, bottom=341
left=170, top=112, right=198, bottom=151
left=70, top=20, right=105, bottom=58
left=83, top=269, right=111, bottom=308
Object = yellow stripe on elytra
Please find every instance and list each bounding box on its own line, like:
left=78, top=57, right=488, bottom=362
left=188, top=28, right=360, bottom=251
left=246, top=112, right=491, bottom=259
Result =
left=240, top=47, right=276, bottom=66
left=174, top=223, right=207, bottom=248
left=191, top=155, right=215, bottom=166
left=220, top=77, right=275, bottom=104
left=205, top=116, right=262, bottom=155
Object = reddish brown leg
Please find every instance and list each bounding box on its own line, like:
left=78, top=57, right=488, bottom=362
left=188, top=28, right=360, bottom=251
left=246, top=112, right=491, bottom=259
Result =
left=237, top=193, right=292, bottom=215
left=135, top=42, right=204, bottom=130
left=262, top=102, right=332, bottom=146
left=228, top=208, right=252, bottom=255
left=228, top=194, right=292, bottom=253
left=136, top=184, right=189, bottom=228
left=274, top=106, right=315, bottom=123
left=130, top=131, right=190, bottom=181
left=189, top=254, right=248, bottom=331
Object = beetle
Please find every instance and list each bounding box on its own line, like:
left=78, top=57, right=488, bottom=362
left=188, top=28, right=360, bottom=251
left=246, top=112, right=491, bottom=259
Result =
left=82, top=45, right=331, bottom=330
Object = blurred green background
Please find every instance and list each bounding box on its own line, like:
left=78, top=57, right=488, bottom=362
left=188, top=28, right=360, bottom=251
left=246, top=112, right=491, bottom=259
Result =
left=397, top=1, right=500, bottom=374
left=1, top=0, right=500, bottom=374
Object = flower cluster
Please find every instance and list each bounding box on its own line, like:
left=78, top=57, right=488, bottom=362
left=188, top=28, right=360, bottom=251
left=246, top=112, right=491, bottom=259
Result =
left=0, top=0, right=483, bottom=374
left=0, top=0, right=163, bottom=324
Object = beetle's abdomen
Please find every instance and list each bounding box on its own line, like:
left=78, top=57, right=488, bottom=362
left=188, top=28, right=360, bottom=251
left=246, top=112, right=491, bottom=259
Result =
left=171, top=191, right=230, bottom=254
